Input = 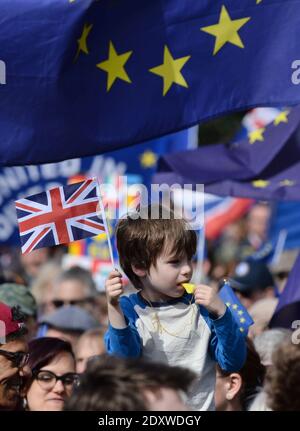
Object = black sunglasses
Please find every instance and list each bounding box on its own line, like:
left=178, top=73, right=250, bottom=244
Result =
left=52, top=298, right=94, bottom=308
left=0, top=349, right=29, bottom=368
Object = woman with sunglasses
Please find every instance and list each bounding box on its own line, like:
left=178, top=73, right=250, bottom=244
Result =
left=24, top=337, right=79, bottom=411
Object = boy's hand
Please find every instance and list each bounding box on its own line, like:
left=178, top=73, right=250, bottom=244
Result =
left=194, top=284, right=226, bottom=318
left=105, top=270, right=124, bottom=306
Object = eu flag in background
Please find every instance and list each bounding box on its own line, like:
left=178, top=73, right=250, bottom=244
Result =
left=0, top=0, right=300, bottom=166
left=219, top=280, right=254, bottom=336
left=156, top=106, right=300, bottom=201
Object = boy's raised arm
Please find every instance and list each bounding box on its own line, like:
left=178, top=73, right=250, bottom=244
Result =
left=105, top=269, right=127, bottom=329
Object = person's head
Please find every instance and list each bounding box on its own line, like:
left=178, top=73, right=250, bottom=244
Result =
left=246, top=203, right=271, bottom=243
left=116, top=205, right=197, bottom=300
left=52, top=266, right=98, bottom=319
left=0, top=283, right=38, bottom=341
left=269, top=249, right=298, bottom=293
left=253, top=328, right=292, bottom=367
left=230, top=260, right=275, bottom=309
left=215, top=338, right=265, bottom=411
left=39, top=305, right=99, bottom=350
left=20, top=248, right=50, bottom=282
left=247, top=298, right=278, bottom=339
left=75, top=328, right=106, bottom=374
left=25, top=337, right=78, bottom=411
left=0, top=302, right=31, bottom=410
left=265, top=341, right=300, bottom=411
left=31, top=261, right=62, bottom=316
left=65, top=355, right=196, bottom=411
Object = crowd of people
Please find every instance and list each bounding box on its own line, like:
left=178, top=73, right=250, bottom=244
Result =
left=0, top=202, right=299, bottom=411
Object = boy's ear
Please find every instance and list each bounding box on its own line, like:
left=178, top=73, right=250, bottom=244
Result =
left=131, top=265, right=147, bottom=277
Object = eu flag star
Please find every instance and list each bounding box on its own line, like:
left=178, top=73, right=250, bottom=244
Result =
left=140, top=150, right=157, bottom=168
left=75, top=23, right=93, bottom=61
left=96, top=41, right=133, bottom=92
left=149, top=46, right=191, bottom=96
left=274, top=110, right=289, bottom=126
left=252, top=179, right=269, bottom=188
left=201, top=5, right=251, bottom=55
left=248, top=128, right=265, bottom=144
left=279, top=179, right=295, bottom=187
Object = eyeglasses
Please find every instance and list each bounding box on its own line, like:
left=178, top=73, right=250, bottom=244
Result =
left=33, top=370, right=80, bottom=391
left=0, top=349, right=29, bottom=368
left=52, top=298, right=94, bottom=308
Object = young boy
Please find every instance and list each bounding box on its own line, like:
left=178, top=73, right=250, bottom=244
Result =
left=105, top=206, right=246, bottom=411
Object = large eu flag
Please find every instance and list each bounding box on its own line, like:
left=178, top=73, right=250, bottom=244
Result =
left=0, top=0, right=300, bottom=166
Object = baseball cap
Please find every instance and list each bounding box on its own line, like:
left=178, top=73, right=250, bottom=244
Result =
left=0, top=302, right=25, bottom=339
left=230, top=260, right=274, bottom=295
left=0, top=283, right=37, bottom=317
left=38, top=305, right=99, bottom=333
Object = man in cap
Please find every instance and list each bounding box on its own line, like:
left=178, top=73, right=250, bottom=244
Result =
left=230, top=260, right=275, bottom=309
left=0, top=302, right=31, bottom=410
left=38, top=305, right=99, bottom=350
left=0, top=283, right=38, bottom=341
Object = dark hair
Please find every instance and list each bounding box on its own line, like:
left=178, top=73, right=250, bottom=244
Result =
left=65, top=355, right=196, bottom=411
left=265, top=341, right=300, bottom=411
left=28, top=337, right=75, bottom=372
left=116, top=205, right=197, bottom=289
left=217, top=338, right=266, bottom=410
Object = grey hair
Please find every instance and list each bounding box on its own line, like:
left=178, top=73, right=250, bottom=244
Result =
left=253, top=328, right=292, bottom=366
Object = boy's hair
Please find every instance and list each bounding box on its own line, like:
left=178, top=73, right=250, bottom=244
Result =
left=65, top=355, right=196, bottom=411
left=116, top=205, right=197, bottom=289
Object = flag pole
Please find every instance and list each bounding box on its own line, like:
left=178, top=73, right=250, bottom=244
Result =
left=95, top=177, right=115, bottom=269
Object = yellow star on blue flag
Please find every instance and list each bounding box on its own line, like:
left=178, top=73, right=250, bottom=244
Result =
left=220, top=280, right=254, bottom=336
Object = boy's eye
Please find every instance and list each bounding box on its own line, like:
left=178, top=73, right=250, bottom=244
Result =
left=168, top=260, right=180, bottom=264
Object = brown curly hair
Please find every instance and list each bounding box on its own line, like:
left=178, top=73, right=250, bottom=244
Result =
left=265, top=341, right=300, bottom=411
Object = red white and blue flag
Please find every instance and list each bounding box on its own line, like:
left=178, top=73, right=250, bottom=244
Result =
left=15, top=179, right=105, bottom=254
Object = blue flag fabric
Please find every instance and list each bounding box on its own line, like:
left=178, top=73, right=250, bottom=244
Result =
left=1, top=0, right=300, bottom=166
left=268, top=202, right=300, bottom=251
left=270, top=252, right=300, bottom=329
left=219, top=280, right=254, bottom=336
left=156, top=106, right=300, bottom=200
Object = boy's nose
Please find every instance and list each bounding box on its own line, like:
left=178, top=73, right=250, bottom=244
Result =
left=181, top=263, right=192, bottom=276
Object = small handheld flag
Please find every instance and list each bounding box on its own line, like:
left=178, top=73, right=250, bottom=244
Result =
left=219, top=279, right=254, bottom=335
left=15, top=178, right=106, bottom=254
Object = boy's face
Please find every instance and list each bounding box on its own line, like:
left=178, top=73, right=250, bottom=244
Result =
left=141, top=245, right=193, bottom=300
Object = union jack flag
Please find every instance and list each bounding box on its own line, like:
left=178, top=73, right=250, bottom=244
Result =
left=15, top=179, right=106, bottom=254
